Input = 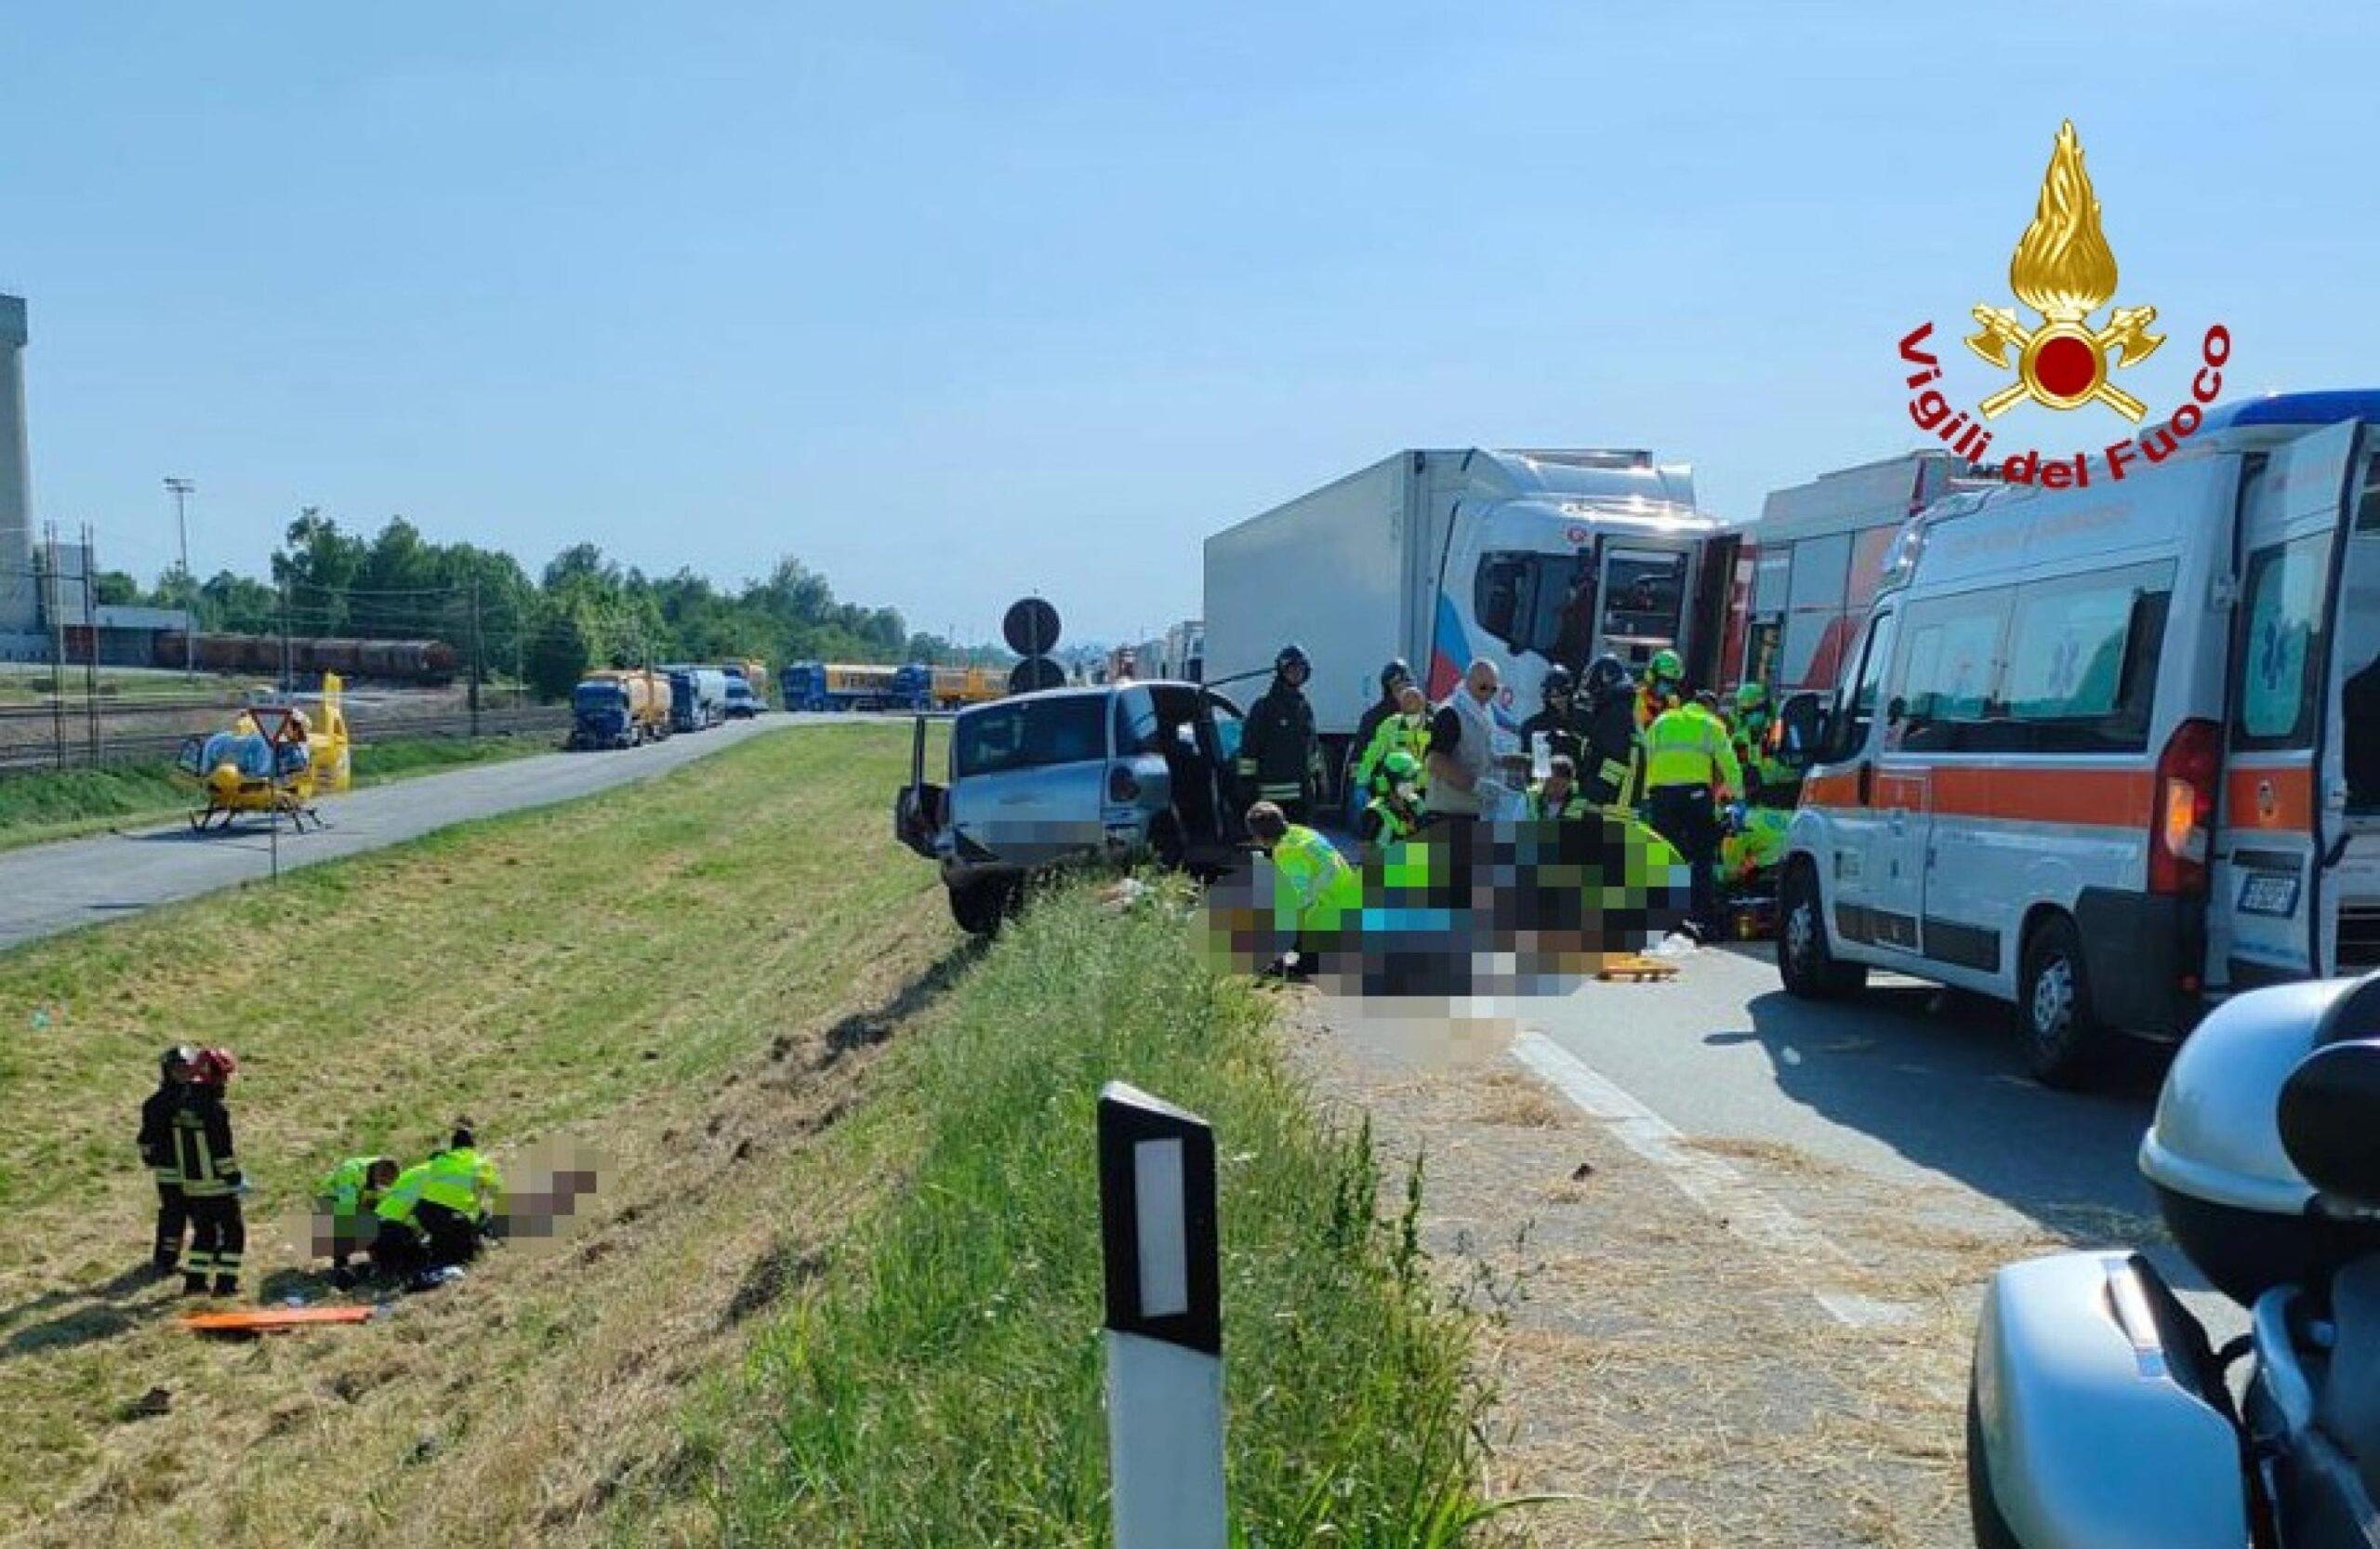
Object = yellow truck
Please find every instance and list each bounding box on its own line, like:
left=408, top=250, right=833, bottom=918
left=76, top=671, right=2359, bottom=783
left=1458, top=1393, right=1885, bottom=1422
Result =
left=570, top=668, right=674, bottom=748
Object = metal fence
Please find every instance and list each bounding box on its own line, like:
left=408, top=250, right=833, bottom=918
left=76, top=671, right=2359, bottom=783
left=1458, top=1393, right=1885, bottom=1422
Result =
left=0, top=690, right=571, bottom=774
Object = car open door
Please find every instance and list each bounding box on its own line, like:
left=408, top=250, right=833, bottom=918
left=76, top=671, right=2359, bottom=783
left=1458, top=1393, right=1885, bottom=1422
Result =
left=2214, top=420, right=2360, bottom=986
left=893, top=712, right=945, bottom=858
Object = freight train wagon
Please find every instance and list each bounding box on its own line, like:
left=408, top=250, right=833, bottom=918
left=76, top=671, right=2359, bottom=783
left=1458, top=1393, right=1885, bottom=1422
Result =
left=156, top=632, right=458, bottom=683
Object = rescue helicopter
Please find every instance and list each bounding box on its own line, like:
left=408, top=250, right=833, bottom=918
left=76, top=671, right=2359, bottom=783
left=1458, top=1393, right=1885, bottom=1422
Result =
left=173, top=673, right=352, bottom=832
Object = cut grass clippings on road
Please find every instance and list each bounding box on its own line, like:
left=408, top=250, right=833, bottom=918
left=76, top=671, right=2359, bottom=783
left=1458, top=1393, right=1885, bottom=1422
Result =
left=0, top=731, right=555, bottom=852
left=668, top=880, right=1510, bottom=1548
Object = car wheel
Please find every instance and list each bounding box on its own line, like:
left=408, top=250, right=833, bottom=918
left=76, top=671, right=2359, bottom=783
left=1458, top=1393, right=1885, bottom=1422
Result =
left=2018, top=913, right=2108, bottom=1089
left=947, top=879, right=1009, bottom=937
left=1149, top=816, right=1186, bottom=872
left=1778, top=860, right=1866, bottom=1000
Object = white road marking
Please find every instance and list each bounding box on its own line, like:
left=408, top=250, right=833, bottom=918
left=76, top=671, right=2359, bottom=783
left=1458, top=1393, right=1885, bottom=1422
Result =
left=1510, top=1029, right=1916, bottom=1329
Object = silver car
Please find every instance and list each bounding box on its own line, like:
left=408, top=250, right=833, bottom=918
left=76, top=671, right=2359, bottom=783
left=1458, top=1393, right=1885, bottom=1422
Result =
left=894, top=682, right=1248, bottom=934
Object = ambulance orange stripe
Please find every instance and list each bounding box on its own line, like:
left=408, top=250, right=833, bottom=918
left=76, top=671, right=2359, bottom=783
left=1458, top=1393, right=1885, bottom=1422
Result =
left=2224, top=765, right=2314, bottom=832
left=1919, top=765, right=2154, bottom=827
left=1802, top=762, right=2152, bottom=827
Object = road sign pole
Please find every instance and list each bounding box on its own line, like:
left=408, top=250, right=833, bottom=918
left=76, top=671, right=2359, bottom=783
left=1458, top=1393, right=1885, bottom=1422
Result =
left=1098, top=1081, right=1226, bottom=1549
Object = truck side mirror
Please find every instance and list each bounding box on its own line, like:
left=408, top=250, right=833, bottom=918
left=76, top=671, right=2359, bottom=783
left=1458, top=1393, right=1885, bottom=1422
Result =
left=1776, top=692, right=1826, bottom=769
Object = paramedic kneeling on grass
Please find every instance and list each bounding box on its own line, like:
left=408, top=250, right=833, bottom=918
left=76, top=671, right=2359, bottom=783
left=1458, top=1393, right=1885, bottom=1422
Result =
left=371, top=1123, right=504, bottom=1282
left=1248, top=801, right=1360, bottom=976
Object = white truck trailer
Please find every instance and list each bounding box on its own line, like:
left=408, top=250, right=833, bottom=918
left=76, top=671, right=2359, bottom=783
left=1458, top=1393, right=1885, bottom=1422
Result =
left=1204, top=449, right=1724, bottom=766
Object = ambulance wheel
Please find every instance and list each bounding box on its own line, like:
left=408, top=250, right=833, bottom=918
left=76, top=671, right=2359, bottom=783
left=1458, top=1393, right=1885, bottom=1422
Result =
left=1965, top=1384, right=2022, bottom=1549
left=1778, top=860, right=1865, bottom=1000
left=2018, top=913, right=2109, bottom=1089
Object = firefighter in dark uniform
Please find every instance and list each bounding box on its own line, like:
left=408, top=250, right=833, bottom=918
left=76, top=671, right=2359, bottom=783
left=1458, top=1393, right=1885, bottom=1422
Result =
left=1517, top=667, right=1584, bottom=771
left=164, top=1048, right=245, bottom=1297
left=1578, top=655, right=1640, bottom=810
left=137, top=1044, right=198, bottom=1277
left=1236, top=643, right=1325, bottom=822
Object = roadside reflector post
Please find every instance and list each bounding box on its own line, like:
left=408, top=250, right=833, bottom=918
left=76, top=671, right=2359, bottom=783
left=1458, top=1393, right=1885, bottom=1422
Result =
left=1098, top=1080, right=1226, bottom=1549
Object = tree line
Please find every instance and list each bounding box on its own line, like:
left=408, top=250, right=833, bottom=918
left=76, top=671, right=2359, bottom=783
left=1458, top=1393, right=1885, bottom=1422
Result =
left=99, top=510, right=1004, bottom=699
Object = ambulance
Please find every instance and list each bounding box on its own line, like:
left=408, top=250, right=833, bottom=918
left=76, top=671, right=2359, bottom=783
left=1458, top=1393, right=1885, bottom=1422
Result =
left=1773, top=391, right=2380, bottom=1086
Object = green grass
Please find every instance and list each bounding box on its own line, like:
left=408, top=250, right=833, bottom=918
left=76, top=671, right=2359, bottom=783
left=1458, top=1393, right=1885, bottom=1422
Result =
left=0, top=731, right=555, bottom=851
left=0, top=722, right=951, bottom=1544
left=681, top=879, right=1503, bottom=1547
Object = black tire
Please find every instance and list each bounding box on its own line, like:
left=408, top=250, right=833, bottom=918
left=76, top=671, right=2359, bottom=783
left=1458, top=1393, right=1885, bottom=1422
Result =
left=1778, top=859, right=1867, bottom=1000
left=946, top=879, right=1009, bottom=937
left=2017, top=912, right=2109, bottom=1089
left=1965, top=1385, right=2022, bottom=1549
left=1149, top=817, right=1186, bottom=872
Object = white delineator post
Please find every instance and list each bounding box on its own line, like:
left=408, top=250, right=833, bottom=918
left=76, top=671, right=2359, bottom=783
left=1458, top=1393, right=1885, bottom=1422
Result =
left=1098, top=1081, right=1226, bottom=1549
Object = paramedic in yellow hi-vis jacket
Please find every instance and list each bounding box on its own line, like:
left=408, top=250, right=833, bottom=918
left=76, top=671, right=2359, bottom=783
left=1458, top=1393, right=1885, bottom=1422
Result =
left=1641, top=695, right=1742, bottom=937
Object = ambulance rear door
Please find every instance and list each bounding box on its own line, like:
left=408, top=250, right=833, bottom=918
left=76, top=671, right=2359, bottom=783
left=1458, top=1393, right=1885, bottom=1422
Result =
left=2215, top=419, right=2360, bottom=986
left=2323, top=432, right=2380, bottom=973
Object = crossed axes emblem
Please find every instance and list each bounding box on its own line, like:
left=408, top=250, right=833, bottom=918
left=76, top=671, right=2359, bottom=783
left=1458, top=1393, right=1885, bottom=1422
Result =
left=1964, top=303, right=2164, bottom=422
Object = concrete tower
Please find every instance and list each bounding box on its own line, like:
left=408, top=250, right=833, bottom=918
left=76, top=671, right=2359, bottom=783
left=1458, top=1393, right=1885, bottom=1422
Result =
left=0, top=296, right=33, bottom=640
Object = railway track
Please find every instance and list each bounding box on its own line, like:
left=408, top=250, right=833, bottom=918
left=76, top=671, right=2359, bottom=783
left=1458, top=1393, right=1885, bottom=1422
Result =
left=0, top=703, right=571, bottom=774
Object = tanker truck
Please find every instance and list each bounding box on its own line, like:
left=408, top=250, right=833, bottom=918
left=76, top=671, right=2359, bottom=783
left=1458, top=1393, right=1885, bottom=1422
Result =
left=569, top=668, right=674, bottom=749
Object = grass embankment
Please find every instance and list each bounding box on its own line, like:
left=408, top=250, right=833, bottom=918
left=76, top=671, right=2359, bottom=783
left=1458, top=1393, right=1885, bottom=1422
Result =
left=0, top=721, right=949, bottom=1545
left=671, top=883, right=1501, bottom=1546
left=0, top=732, right=553, bottom=852
left=1, top=717, right=1499, bottom=1546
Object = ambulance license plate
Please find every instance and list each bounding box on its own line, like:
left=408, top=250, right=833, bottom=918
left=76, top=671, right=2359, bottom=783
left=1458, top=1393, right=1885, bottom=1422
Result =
left=2239, top=870, right=2301, bottom=918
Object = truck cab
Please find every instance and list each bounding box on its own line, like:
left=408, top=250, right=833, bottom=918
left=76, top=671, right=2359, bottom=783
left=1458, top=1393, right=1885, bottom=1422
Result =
left=570, top=678, right=636, bottom=749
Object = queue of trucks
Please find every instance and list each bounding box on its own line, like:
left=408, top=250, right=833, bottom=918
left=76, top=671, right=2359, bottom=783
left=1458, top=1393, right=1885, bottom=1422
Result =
left=569, top=659, right=773, bottom=748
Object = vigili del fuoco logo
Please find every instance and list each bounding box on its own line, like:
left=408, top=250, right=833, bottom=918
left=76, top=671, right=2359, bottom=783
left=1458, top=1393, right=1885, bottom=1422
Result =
left=1897, top=120, right=2233, bottom=490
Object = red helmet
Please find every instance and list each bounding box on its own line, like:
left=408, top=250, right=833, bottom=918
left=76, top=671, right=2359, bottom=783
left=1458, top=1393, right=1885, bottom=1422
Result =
left=191, top=1047, right=238, bottom=1085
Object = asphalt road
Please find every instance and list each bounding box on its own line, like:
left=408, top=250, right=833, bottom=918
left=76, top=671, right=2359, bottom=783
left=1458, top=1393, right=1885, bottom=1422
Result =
left=1518, top=943, right=2240, bottom=1325
left=0, top=715, right=814, bottom=954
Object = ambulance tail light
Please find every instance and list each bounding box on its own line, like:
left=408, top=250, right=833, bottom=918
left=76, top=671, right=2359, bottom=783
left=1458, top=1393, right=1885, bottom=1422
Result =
left=2150, top=718, right=2220, bottom=896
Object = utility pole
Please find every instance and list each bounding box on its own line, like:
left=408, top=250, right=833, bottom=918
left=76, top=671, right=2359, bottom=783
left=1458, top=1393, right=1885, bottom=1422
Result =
left=42, top=524, right=63, bottom=768
left=468, top=573, right=483, bottom=736
left=80, top=523, right=98, bottom=761
left=279, top=577, right=292, bottom=693
left=163, top=477, right=195, bottom=680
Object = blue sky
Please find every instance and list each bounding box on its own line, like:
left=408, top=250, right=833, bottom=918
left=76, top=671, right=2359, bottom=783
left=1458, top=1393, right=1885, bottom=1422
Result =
left=3, top=3, right=2373, bottom=645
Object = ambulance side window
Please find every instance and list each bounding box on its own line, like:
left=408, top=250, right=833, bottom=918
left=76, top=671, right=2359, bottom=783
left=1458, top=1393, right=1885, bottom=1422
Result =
left=1893, top=587, right=2013, bottom=754
left=2235, top=535, right=2330, bottom=749
left=1830, top=609, right=1896, bottom=761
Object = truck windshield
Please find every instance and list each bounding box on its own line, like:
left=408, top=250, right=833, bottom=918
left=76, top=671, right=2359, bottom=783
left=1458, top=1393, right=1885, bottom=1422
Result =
left=956, top=696, right=1107, bottom=776
left=1601, top=552, right=1687, bottom=644
left=1474, top=550, right=1596, bottom=669
left=574, top=683, right=627, bottom=711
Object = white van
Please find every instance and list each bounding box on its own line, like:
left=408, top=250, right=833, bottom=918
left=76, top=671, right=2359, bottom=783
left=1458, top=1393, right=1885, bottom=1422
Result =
left=1775, top=391, right=2380, bottom=1086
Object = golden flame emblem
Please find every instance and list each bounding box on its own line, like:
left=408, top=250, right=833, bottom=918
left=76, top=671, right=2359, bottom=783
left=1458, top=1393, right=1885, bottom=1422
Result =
left=1964, top=121, right=2163, bottom=421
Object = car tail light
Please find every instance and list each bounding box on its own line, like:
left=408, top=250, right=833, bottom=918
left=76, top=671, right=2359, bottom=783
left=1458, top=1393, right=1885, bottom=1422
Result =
left=1108, top=764, right=1141, bottom=803
left=2149, top=718, right=2219, bottom=897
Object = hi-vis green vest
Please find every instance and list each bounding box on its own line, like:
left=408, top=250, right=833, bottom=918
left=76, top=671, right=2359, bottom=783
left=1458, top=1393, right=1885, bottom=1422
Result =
left=1525, top=783, right=1590, bottom=820
left=1271, top=826, right=1361, bottom=933
left=1643, top=706, right=1743, bottom=794
left=316, top=1155, right=393, bottom=1218
left=376, top=1147, right=502, bottom=1226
